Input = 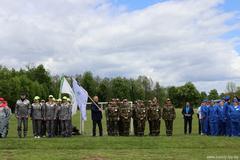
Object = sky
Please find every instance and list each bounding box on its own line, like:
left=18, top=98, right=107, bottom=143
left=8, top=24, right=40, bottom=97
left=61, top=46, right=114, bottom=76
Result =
left=0, top=0, right=239, bottom=93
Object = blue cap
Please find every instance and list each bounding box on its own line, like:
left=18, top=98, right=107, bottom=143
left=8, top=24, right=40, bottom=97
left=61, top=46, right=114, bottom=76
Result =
left=203, top=99, right=208, bottom=102
left=224, top=96, right=230, bottom=101
left=233, top=99, right=238, bottom=103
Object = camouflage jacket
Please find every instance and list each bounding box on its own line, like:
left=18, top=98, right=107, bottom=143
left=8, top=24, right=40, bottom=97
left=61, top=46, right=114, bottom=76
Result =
left=44, top=102, right=56, bottom=120
left=119, top=104, right=132, bottom=121
left=162, top=104, right=176, bottom=120
left=135, top=106, right=147, bottom=121
left=15, top=99, right=31, bottom=118
left=147, top=103, right=161, bottom=121
left=59, top=103, right=72, bottom=120
left=31, top=103, right=43, bottom=120
left=107, top=105, right=119, bottom=121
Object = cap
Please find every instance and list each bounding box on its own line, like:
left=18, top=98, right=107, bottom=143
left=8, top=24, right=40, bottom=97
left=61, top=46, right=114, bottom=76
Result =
left=57, top=98, right=62, bottom=102
left=49, top=95, right=54, bottom=98
left=0, top=97, right=4, bottom=101
left=62, top=96, right=68, bottom=100
left=34, top=96, right=40, bottom=100
left=225, top=96, right=230, bottom=101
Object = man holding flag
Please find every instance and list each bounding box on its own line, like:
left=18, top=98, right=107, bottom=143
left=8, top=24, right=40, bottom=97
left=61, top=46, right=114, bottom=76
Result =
left=91, top=96, right=103, bottom=137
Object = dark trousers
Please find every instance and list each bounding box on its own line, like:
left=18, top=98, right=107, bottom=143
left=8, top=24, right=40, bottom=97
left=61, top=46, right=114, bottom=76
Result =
left=33, top=119, right=42, bottom=137
left=92, top=120, right=103, bottom=136
left=149, top=120, right=160, bottom=136
left=164, top=120, right=173, bottom=136
left=119, top=120, right=131, bottom=136
left=136, top=120, right=146, bottom=136
left=46, top=120, right=55, bottom=137
left=54, top=119, right=61, bottom=136
left=61, top=120, right=71, bottom=137
left=108, top=120, right=119, bottom=136
left=184, top=118, right=192, bottom=134
left=17, top=117, right=28, bottom=138
left=41, top=120, right=46, bottom=137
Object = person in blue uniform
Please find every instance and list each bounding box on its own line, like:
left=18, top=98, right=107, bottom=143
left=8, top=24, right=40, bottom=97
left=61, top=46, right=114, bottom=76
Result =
left=223, top=96, right=232, bottom=137
left=208, top=100, right=219, bottom=136
left=201, top=99, right=209, bottom=135
left=228, top=99, right=240, bottom=136
left=217, top=100, right=226, bottom=136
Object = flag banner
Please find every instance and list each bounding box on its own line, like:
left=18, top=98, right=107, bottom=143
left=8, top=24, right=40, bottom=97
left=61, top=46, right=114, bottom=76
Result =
left=60, top=77, right=78, bottom=115
left=72, top=78, right=88, bottom=121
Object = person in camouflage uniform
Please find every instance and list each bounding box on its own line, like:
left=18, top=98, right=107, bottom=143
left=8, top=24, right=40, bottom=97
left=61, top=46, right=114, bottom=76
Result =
left=44, top=95, right=56, bottom=138
left=54, top=99, right=62, bottom=136
left=107, top=99, right=120, bottom=136
left=119, top=99, right=132, bottom=136
left=162, top=98, right=176, bottom=136
left=59, top=96, right=72, bottom=137
left=132, top=100, right=139, bottom=136
left=135, top=100, right=147, bottom=136
left=0, top=98, right=11, bottom=138
left=31, top=96, right=43, bottom=138
left=40, top=99, right=47, bottom=137
left=147, top=98, right=161, bottom=136
left=15, top=92, right=31, bottom=138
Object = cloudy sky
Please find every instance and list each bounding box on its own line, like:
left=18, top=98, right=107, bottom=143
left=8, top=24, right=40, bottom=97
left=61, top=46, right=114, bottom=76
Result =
left=0, top=0, right=239, bottom=93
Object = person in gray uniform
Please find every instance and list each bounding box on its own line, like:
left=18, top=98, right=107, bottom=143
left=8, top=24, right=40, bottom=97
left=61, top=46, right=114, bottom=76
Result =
left=0, top=98, right=11, bottom=138
left=45, top=95, right=56, bottom=138
left=59, top=96, right=72, bottom=137
left=31, top=96, right=43, bottom=138
left=54, top=99, right=62, bottom=136
left=15, top=92, right=31, bottom=138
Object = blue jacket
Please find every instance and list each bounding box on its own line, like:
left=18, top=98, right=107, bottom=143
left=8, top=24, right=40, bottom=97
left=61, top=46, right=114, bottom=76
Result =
left=91, top=103, right=102, bottom=121
left=201, top=105, right=209, bottom=119
left=217, top=105, right=225, bottom=122
left=208, top=105, right=219, bottom=123
left=229, top=105, right=240, bottom=122
left=223, top=102, right=231, bottom=120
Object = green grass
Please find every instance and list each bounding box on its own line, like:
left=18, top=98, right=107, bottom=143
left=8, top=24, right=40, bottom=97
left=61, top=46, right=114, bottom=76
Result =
left=0, top=109, right=240, bottom=160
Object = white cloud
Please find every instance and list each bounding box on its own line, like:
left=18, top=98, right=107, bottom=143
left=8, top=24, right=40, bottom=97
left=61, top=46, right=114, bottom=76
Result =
left=0, top=0, right=239, bottom=92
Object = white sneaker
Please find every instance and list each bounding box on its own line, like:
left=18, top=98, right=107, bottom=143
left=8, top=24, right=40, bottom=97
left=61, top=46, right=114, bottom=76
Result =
left=34, top=136, right=37, bottom=138
left=37, top=136, right=40, bottom=139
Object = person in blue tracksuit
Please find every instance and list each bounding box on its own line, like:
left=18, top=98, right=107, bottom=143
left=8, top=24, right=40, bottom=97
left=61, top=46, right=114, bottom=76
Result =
left=208, top=101, right=220, bottom=136
left=201, top=99, right=209, bottom=135
left=217, top=100, right=226, bottom=136
left=223, top=96, right=232, bottom=137
left=228, top=99, right=240, bottom=137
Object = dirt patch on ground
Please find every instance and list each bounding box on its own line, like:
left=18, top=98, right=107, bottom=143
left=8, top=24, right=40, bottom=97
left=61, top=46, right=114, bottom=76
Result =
left=1, top=150, right=14, bottom=160
left=82, top=156, right=109, bottom=160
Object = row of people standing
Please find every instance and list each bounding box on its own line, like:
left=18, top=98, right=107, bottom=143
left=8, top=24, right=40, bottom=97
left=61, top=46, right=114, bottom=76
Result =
left=198, top=96, right=240, bottom=137
left=101, top=97, right=176, bottom=136
left=15, top=93, right=72, bottom=138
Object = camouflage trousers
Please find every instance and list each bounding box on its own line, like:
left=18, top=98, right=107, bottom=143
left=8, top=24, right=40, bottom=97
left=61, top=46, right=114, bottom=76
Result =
left=149, top=120, right=161, bottom=136
left=164, top=120, right=173, bottom=136
left=17, top=117, right=28, bottom=138
left=54, top=119, right=61, bottom=136
left=136, top=119, right=146, bottom=136
left=46, top=120, right=55, bottom=137
left=33, top=119, right=42, bottom=137
left=119, top=119, right=131, bottom=136
left=108, top=120, right=119, bottom=136
left=0, top=117, right=9, bottom=138
left=61, top=120, right=71, bottom=137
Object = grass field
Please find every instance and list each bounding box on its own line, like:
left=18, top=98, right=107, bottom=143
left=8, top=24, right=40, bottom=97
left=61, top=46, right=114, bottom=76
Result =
left=0, top=109, right=240, bottom=160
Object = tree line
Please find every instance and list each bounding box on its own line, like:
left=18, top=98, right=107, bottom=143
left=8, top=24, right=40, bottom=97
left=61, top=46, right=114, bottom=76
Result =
left=0, top=65, right=239, bottom=108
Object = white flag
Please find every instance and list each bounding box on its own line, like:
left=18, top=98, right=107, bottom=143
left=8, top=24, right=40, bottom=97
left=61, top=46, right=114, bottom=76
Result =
left=72, top=78, right=88, bottom=121
left=60, top=77, right=78, bottom=115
